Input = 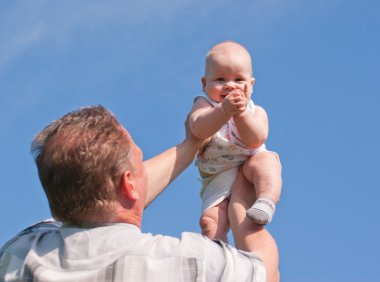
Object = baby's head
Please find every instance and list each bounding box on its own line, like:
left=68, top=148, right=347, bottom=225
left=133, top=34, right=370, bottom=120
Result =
left=202, top=41, right=254, bottom=102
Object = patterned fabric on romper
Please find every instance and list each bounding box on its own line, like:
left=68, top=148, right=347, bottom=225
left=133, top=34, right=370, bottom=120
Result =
left=195, top=95, right=266, bottom=175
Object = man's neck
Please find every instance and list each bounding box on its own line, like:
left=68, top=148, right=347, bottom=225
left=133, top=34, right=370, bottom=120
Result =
left=112, top=206, right=143, bottom=229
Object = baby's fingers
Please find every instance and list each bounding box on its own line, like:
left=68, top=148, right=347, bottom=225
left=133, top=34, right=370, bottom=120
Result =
left=243, top=83, right=252, bottom=100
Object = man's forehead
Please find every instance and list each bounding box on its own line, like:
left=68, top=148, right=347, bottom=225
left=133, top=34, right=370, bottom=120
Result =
left=119, top=125, right=133, bottom=141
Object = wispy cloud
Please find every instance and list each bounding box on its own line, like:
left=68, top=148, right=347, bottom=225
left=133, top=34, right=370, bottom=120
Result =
left=0, top=0, right=339, bottom=73
left=0, top=2, right=46, bottom=70
left=0, top=0, right=193, bottom=72
left=0, top=0, right=200, bottom=134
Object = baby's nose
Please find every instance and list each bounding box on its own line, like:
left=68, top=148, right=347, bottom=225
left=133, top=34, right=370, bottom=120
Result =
left=224, top=82, right=236, bottom=90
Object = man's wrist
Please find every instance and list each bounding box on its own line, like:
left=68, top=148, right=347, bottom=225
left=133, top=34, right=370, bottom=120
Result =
left=181, top=137, right=203, bottom=159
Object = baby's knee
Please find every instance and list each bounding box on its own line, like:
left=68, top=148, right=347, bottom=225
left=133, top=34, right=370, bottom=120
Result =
left=200, top=217, right=229, bottom=241
left=243, top=151, right=281, bottom=176
left=199, top=214, right=217, bottom=233
left=199, top=203, right=230, bottom=239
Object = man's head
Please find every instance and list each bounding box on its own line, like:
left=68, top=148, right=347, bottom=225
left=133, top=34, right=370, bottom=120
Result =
left=202, top=41, right=255, bottom=102
left=31, top=106, right=145, bottom=226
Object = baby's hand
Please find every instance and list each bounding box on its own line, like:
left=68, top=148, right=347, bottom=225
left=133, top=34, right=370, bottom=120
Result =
left=234, top=84, right=252, bottom=117
left=243, top=83, right=251, bottom=101
left=222, top=86, right=249, bottom=116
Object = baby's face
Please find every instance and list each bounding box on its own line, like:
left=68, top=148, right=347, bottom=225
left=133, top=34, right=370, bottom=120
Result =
left=202, top=47, right=254, bottom=103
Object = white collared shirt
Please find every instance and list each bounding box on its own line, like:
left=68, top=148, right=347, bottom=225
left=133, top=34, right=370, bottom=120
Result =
left=0, top=219, right=265, bottom=281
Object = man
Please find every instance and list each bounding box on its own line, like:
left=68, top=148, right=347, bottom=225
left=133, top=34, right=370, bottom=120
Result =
left=0, top=106, right=279, bottom=281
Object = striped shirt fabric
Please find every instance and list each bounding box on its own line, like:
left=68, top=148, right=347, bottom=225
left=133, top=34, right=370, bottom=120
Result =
left=0, top=219, right=265, bottom=281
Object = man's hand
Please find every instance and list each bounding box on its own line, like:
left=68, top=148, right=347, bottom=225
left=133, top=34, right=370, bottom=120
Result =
left=185, top=113, right=211, bottom=156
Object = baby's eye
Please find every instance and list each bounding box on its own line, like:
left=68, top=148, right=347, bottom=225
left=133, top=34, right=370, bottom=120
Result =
left=216, top=77, right=225, bottom=82
left=235, top=78, right=245, bottom=82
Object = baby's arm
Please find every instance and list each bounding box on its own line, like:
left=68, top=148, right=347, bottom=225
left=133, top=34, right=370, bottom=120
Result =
left=233, top=85, right=269, bottom=149
left=189, top=99, right=229, bottom=139
left=234, top=105, right=268, bottom=149
left=189, top=93, right=246, bottom=139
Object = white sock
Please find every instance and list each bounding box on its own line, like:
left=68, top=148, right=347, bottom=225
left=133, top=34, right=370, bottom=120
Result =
left=246, top=198, right=276, bottom=225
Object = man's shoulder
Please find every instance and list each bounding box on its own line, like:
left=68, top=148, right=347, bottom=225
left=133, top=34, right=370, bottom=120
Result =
left=0, top=222, right=265, bottom=282
left=0, top=219, right=62, bottom=280
left=126, top=231, right=215, bottom=259
left=0, top=219, right=61, bottom=258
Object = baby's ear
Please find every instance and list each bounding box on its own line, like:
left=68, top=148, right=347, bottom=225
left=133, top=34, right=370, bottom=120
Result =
left=251, top=77, right=255, bottom=86
left=201, top=77, right=206, bottom=92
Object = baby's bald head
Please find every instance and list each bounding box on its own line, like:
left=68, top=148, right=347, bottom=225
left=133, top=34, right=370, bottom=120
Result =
left=205, top=41, right=253, bottom=76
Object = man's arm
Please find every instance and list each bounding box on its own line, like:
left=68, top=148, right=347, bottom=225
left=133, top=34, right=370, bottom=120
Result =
left=143, top=140, right=199, bottom=207
left=228, top=168, right=279, bottom=282
left=143, top=117, right=206, bottom=208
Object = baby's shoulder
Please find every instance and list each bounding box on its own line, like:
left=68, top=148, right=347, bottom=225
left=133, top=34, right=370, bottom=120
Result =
left=193, top=95, right=215, bottom=108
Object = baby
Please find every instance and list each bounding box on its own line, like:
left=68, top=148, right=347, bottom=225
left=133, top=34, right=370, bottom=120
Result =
left=189, top=41, right=282, bottom=242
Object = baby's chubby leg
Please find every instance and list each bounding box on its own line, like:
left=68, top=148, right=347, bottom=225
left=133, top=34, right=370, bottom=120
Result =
left=243, top=151, right=282, bottom=225
left=229, top=169, right=280, bottom=282
left=199, top=199, right=230, bottom=243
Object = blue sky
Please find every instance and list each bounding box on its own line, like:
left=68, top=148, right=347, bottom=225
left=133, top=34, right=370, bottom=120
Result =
left=1, top=1, right=379, bottom=281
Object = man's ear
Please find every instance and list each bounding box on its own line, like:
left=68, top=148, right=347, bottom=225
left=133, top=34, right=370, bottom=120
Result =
left=120, top=171, right=139, bottom=201
left=201, top=77, right=206, bottom=92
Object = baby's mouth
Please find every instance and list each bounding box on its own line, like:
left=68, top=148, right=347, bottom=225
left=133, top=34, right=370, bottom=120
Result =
left=221, top=91, right=230, bottom=98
